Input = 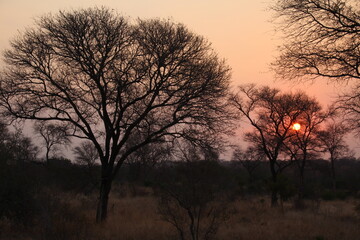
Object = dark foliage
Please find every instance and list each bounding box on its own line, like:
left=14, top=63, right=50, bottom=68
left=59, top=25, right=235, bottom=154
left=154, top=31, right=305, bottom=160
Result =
left=155, top=160, right=236, bottom=240
left=0, top=166, right=37, bottom=225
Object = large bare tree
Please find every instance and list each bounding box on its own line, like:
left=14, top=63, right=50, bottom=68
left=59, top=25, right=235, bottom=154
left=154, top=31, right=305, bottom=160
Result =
left=230, top=85, right=315, bottom=206
left=0, top=8, right=231, bottom=222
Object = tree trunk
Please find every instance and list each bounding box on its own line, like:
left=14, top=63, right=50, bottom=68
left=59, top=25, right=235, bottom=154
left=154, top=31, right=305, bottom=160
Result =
left=46, top=148, right=50, bottom=165
left=295, top=157, right=306, bottom=209
left=96, top=176, right=112, bottom=222
left=271, top=190, right=278, bottom=207
left=330, top=156, right=336, bottom=192
left=298, top=169, right=305, bottom=200
left=298, top=155, right=306, bottom=200
left=270, top=160, right=278, bottom=207
left=188, top=209, right=196, bottom=240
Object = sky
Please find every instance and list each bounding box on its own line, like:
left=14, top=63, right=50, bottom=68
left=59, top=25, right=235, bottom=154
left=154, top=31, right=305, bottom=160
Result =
left=0, top=0, right=358, bottom=157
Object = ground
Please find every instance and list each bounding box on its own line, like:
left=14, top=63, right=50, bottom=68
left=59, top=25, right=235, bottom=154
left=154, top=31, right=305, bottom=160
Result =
left=1, top=186, right=359, bottom=240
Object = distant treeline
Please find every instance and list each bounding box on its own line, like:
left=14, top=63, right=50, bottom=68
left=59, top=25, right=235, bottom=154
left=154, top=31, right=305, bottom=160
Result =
left=2, top=156, right=360, bottom=224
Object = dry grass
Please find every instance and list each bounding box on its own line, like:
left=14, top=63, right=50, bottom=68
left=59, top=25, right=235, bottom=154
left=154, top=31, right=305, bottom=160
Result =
left=219, top=197, right=360, bottom=240
left=1, top=191, right=360, bottom=240
left=93, top=195, right=174, bottom=240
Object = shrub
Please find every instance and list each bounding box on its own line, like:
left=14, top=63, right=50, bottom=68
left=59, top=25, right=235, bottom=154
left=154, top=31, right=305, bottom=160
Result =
left=0, top=167, right=37, bottom=225
left=156, top=160, right=232, bottom=240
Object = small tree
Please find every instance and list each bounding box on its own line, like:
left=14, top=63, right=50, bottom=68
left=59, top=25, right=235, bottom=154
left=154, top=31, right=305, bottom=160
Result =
left=0, top=120, right=12, bottom=166
left=157, top=155, right=230, bottom=240
left=0, top=120, right=38, bottom=166
left=73, top=141, right=100, bottom=191
left=125, top=130, right=172, bottom=184
left=6, top=123, right=39, bottom=165
left=317, top=120, right=351, bottom=192
left=73, top=141, right=99, bottom=167
left=231, top=146, right=264, bottom=182
left=34, top=122, right=70, bottom=164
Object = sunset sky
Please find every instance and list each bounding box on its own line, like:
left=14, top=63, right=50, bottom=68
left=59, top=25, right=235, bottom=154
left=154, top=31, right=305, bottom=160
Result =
left=0, top=0, right=357, bottom=155
left=0, top=0, right=342, bottom=97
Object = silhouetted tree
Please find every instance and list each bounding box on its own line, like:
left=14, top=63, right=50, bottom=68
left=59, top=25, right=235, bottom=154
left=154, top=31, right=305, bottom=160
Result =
left=157, top=155, right=230, bottom=240
left=73, top=141, right=99, bottom=167
left=0, top=7, right=231, bottom=222
left=336, top=86, right=360, bottom=135
left=7, top=124, right=39, bottom=165
left=73, top=141, right=100, bottom=192
left=284, top=99, right=328, bottom=204
left=272, top=0, right=360, bottom=82
left=231, top=146, right=264, bottom=182
left=272, top=0, right=360, bottom=133
left=317, top=119, right=352, bottom=192
left=0, top=120, right=38, bottom=165
left=0, top=120, right=12, bottom=166
left=125, top=130, right=172, bottom=184
left=34, top=122, right=70, bottom=164
left=231, top=85, right=318, bottom=206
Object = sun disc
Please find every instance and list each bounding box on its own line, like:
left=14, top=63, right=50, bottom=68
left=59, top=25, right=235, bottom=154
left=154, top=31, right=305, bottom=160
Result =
left=292, top=123, right=301, bottom=131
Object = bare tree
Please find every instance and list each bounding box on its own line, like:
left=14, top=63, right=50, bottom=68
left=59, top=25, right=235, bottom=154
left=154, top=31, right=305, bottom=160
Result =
left=34, top=122, right=70, bottom=164
left=124, top=129, right=172, bottom=184
left=0, top=8, right=231, bottom=222
left=0, top=120, right=12, bottom=166
left=11, top=133, right=39, bottom=165
left=157, top=153, right=229, bottom=240
left=284, top=100, right=328, bottom=204
left=231, top=146, right=264, bottom=182
left=272, top=0, right=360, bottom=133
left=336, top=85, right=360, bottom=135
left=0, top=124, right=39, bottom=166
left=272, top=0, right=360, bottom=82
left=230, top=85, right=317, bottom=206
left=73, top=141, right=99, bottom=167
left=73, top=141, right=100, bottom=192
left=317, top=119, right=351, bottom=192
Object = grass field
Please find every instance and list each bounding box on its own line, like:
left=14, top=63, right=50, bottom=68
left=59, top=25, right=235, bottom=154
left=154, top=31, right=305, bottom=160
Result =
left=1, top=187, right=360, bottom=240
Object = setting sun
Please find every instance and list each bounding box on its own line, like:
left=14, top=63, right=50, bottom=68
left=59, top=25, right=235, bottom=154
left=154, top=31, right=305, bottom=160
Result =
left=292, top=123, right=301, bottom=131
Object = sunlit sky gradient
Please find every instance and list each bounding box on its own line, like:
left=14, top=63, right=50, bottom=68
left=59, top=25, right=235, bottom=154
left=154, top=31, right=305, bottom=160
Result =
left=0, top=0, right=358, bottom=156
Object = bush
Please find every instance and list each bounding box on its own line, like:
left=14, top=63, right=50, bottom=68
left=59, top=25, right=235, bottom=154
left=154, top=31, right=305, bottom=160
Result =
left=156, top=160, right=233, bottom=240
left=321, top=190, right=351, bottom=201
left=0, top=167, right=37, bottom=225
left=34, top=193, right=91, bottom=240
left=268, top=174, right=296, bottom=202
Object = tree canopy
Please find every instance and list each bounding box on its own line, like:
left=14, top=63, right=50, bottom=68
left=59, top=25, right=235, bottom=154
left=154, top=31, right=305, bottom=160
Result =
left=272, top=0, right=360, bottom=82
left=272, top=0, right=360, bottom=135
left=230, top=84, right=326, bottom=205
